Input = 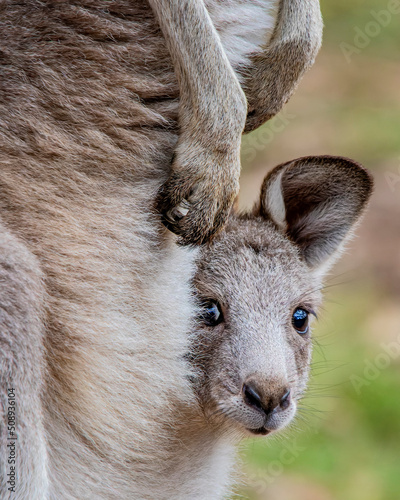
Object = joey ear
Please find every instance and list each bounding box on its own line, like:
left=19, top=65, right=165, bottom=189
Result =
left=257, top=156, right=373, bottom=271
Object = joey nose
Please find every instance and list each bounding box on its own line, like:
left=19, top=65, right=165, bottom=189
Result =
left=242, top=381, right=291, bottom=415
left=280, top=389, right=291, bottom=411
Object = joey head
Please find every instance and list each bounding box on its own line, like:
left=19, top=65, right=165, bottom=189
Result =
left=191, top=155, right=373, bottom=437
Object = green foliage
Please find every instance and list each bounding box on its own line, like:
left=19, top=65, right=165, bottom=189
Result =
left=321, top=0, right=400, bottom=58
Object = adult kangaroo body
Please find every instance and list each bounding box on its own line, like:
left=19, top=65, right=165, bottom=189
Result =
left=0, top=1, right=329, bottom=498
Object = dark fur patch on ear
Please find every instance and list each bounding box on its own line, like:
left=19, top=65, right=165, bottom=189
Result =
left=258, top=155, right=373, bottom=269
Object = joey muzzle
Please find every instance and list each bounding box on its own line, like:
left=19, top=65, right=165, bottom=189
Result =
left=241, top=379, right=293, bottom=435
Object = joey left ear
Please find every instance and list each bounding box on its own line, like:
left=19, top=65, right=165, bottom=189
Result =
left=257, top=156, right=373, bottom=272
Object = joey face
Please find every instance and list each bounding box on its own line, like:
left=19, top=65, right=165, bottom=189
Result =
left=189, top=155, right=373, bottom=438
left=191, top=217, right=320, bottom=436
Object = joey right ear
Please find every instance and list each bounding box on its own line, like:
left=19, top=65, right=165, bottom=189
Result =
left=256, top=156, right=373, bottom=272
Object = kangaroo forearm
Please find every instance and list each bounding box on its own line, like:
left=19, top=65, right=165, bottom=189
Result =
left=273, top=0, right=322, bottom=45
left=243, top=0, right=322, bottom=131
left=147, top=0, right=247, bottom=146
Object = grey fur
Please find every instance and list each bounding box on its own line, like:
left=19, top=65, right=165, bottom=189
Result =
left=0, top=1, right=371, bottom=499
left=242, top=0, right=323, bottom=132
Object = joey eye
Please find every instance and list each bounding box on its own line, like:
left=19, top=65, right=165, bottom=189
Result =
left=202, top=300, right=223, bottom=327
left=292, top=308, right=309, bottom=335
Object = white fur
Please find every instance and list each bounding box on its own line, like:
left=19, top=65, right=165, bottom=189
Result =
left=266, top=171, right=288, bottom=231
left=207, top=0, right=279, bottom=78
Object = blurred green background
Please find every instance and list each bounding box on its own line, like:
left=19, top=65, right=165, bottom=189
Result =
left=236, top=0, right=400, bottom=498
